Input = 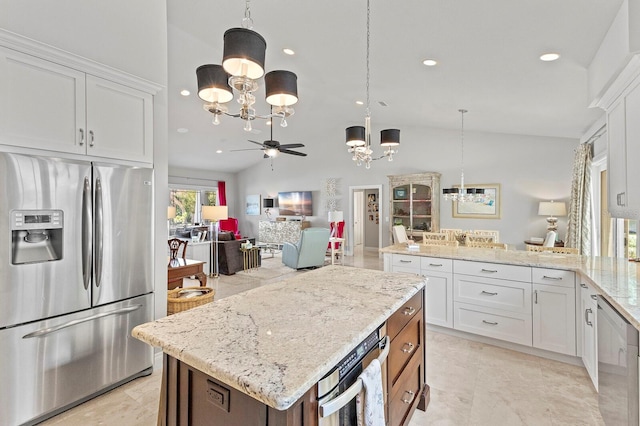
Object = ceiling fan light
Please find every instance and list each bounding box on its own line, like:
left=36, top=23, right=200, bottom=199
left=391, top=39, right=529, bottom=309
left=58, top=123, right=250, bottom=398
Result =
left=264, top=148, right=279, bottom=157
left=196, top=64, right=233, bottom=103
left=380, top=128, right=400, bottom=146
left=222, top=28, right=266, bottom=79
left=265, top=70, right=298, bottom=106
left=346, top=126, right=366, bottom=147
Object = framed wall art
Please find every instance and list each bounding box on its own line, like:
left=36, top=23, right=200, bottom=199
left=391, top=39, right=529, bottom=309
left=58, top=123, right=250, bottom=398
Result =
left=452, top=183, right=501, bottom=219
left=245, top=194, right=261, bottom=216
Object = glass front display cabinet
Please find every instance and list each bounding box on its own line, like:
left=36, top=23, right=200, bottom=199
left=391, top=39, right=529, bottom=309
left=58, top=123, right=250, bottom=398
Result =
left=389, top=172, right=441, bottom=242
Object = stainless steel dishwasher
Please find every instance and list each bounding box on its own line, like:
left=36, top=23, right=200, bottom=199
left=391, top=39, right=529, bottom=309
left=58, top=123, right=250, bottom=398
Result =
left=597, top=296, right=639, bottom=425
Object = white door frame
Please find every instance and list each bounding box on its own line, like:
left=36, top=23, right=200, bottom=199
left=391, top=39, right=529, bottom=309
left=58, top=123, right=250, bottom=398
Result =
left=347, top=184, right=383, bottom=256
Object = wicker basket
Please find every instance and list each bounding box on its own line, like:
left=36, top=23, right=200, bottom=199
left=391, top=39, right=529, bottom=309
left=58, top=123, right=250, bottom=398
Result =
left=167, top=286, right=215, bottom=315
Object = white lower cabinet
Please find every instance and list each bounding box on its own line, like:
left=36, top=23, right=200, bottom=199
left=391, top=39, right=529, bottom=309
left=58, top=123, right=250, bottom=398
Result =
left=454, top=302, right=532, bottom=346
left=579, top=280, right=598, bottom=389
left=532, top=274, right=576, bottom=356
left=421, top=257, right=453, bottom=328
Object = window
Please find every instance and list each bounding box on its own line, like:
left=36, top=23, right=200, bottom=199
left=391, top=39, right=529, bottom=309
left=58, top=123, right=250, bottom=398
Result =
left=169, top=188, right=217, bottom=227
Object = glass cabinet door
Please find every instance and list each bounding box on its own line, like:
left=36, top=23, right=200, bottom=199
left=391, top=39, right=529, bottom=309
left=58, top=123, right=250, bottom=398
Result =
left=392, top=184, right=411, bottom=229
left=411, top=184, right=432, bottom=234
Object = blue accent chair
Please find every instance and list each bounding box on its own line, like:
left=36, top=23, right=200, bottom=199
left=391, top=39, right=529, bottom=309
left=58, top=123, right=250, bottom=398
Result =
left=282, top=227, right=331, bottom=270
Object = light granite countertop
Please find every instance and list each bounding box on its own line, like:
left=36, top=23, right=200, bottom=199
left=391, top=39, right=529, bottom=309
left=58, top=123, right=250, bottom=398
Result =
left=132, top=265, right=425, bottom=411
left=380, top=243, right=640, bottom=330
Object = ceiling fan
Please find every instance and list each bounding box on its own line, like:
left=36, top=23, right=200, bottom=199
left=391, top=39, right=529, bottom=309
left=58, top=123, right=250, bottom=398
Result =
left=230, top=120, right=307, bottom=158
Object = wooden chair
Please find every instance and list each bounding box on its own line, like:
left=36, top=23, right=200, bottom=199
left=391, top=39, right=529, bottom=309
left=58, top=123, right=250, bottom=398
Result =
left=168, top=238, right=188, bottom=260
left=466, top=234, right=495, bottom=244
left=470, top=229, right=500, bottom=242
left=466, top=241, right=508, bottom=250
left=526, top=245, right=578, bottom=254
left=422, top=239, right=459, bottom=247
left=422, top=232, right=448, bottom=242
left=439, top=228, right=462, bottom=241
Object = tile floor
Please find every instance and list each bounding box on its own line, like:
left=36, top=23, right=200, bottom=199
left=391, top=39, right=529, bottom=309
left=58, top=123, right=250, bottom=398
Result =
left=40, top=250, right=603, bottom=425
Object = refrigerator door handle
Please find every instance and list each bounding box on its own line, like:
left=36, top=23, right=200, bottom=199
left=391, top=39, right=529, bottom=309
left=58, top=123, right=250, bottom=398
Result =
left=21, top=305, right=143, bottom=339
left=82, top=176, right=92, bottom=290
left=95, top=177, right=104, bottom=288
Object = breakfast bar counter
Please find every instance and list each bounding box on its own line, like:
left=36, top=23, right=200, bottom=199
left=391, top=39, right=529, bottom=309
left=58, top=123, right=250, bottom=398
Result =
left=133, top=265, right=426, bottom=424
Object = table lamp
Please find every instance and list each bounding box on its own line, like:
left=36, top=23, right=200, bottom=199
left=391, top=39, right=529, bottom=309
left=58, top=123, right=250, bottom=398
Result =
left=328, top=210, right=344, bottom=238
left=167, top=206, right=176, bottom=235
left=202, top=205, right=228, bottom=277
left=538, top=201, right=566, bottom=236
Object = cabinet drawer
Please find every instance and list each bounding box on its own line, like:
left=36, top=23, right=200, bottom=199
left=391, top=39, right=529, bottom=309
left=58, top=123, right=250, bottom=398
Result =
left=387, top=290, right=423, bottom=340
left=392, top=254, right=421, bottom=272
left=454, top=260, right=531, bottom=282
left=454, top=275, right=531, bottom=314
left=388, top=310, right=422, bottom=388
left=453, top=302, right=532, bottom=346
left=421, top=256, right=453, bottom=273
left=388, top=353, right=422, bottom=426
left=532, top=268, right=575, bottom=288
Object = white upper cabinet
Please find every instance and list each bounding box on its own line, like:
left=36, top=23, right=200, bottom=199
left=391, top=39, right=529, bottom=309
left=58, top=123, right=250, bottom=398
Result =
left=0, top=45, right=154, bottom=164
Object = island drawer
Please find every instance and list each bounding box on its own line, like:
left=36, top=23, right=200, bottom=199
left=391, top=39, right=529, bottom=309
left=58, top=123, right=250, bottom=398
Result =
left=388, top=348, right=423, bottom=426
left=387, top=290, right=423, bottom=340
left=388, top=309, right=422, bottom=388
left=454, top=260, right=531, bottom=283
left=454, top=275, right=532, bottom=314
left=391, top=254, right=421, bottom=273
left=532, top=268, right=575, bottom=288
left=421, top=256, right=453, bottom=273
left=453, top=302, right=532, bottom=346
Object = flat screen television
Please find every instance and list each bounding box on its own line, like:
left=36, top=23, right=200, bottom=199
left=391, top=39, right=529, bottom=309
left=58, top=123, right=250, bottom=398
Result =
left=278, top=191, right=312, bottom=216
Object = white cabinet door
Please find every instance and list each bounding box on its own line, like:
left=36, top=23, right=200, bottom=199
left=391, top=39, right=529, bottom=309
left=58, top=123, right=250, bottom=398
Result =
left=424, top=271, right=453, bottom=328
left=86, top=75, right=153, bottom=163
left=532, top=283, right=576, bottom=356
left=607, top=98, right=627, bottom=215
left=580, top=282, right=598, bottom=389
left=625, top=82, right=640, bottom=215
left=0, top=46, right=86, bottom=154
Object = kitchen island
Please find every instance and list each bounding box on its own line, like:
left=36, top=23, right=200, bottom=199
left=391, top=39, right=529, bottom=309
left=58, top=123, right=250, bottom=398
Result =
left=133, top=265, right=427, bottom=425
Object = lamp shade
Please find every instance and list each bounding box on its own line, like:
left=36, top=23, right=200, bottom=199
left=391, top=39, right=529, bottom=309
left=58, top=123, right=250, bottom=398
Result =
left=222, top=28, right=266, bottom=79
left=380, top=129, right=400, bottom=146
left=265, top=70, right=298, bottom=106
left=328, top=210, right=344, bottom=223
left=538, top=201, right=567, bottom=217
left=202, top=205, right=229, bottom=222
left=167, top=206, right=176, bottom=219
left=263, top=198, right=275, bottom=208
left=346, top=126, right=366, bottom=147
left=196, top=64, right=233, bottom=103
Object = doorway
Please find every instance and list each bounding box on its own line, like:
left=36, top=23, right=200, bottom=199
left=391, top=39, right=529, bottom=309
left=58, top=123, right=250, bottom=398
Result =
left=348, top=185, right=383, bottom=258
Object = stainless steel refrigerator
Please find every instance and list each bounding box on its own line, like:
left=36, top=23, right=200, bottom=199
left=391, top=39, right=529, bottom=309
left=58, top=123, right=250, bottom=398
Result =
left=0, top=152, right=154, bottom=426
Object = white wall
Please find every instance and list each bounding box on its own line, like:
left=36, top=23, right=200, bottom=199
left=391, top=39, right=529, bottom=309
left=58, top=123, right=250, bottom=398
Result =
left=235, top=123, right=578, bottom=250
left=0, top=0, right=169, bottom=320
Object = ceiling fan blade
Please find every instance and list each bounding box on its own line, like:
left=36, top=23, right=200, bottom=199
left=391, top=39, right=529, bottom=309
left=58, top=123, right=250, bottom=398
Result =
left=279, top=143, right=304, bottom=149
left=230, top=148, right=264, bottom=152
left=280, top=149, right=307, bottom=157
left=247, top=140, right=267, bottom=148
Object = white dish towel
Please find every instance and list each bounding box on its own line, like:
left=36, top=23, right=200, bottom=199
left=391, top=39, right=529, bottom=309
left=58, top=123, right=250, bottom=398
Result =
left=356, top=358, right=386, bottom=426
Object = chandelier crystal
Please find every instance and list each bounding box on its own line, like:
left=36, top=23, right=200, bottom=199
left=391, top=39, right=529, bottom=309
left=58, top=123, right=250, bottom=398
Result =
left=345, top=0, right=399, bottom=169
left=196, top=0, right=298, bottom=131
left=442, top=109, right=486, bottom=203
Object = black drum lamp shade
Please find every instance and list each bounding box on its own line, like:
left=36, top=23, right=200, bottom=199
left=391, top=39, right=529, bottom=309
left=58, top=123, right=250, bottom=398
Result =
left=265, top=70, right=298, bottom=107
left=196, top=64, right=233, bottom=103
left=380, top=129, right=400, bottom=146
left=346, top=126, right=366, bottom=147
left=222, top=28, right=267, bottom=79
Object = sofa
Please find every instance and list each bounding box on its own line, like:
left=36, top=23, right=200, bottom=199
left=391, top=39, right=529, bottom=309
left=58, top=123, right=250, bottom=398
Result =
left=215, top=232, right=260, bottom=275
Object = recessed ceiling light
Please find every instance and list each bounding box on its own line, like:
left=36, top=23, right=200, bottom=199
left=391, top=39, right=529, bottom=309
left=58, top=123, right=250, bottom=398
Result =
left=180, top=89, right=190, bottom=96
left=283, top=48, right=295, bottom=55
left=216, top=149, right=223, bottom=154
left=356, top=101, right=364, bottom=105
left=422, top=59, right=438, bottom=66
left=177, top=128, right=188, bottom=133
left=540, top=53, right=560, bottom=62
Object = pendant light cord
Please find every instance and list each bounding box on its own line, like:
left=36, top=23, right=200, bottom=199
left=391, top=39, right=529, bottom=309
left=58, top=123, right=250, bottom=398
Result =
left=459, top=109, right=467, bottom=189
left=366, top=0, right=370, bottom=117
left=242, top=0, right=254, bottom=28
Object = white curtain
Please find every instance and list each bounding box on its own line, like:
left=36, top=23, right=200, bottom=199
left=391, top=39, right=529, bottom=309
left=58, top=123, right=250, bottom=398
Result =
left=566, top=143, right=593, bottom=255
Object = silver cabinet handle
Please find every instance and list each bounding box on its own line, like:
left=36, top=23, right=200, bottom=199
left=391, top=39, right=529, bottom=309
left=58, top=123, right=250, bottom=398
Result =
left=590, top=295, right=598, bottom=301
left=580, top=283, right=587, bottom=288
left=585, top=308, right=593, bottom=327
left=481, top=290, right=498, bottom=296
left=481, top=269, right=498, bottom=273
left=401, top=342, right=415, bottom=354
left=429, top=263, right=443, bottom=267
left=319, top=336, right=390, bottom=418
left=89, top=130, right=95, bottom=147
left=482, top=320, right=498, bottom=325
left=79, top=128, right=85, bottom=146
left=534, top=289, right=538, bottom=304
left=542, top=275, right=562, bottom=281
left=400, top=259, right=412, bottom=263
left=403, top=306, right=416, bottom=316
left=401, top=390, right=415, bottom=404
left=23, top=305, right=142, bottom=339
